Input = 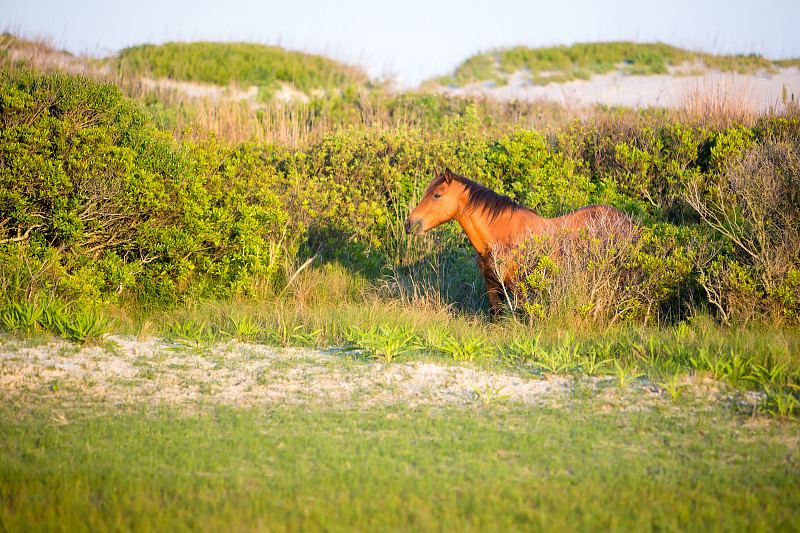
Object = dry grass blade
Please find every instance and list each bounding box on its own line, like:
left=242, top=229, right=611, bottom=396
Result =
left=278, top=255, right=318, bottom=299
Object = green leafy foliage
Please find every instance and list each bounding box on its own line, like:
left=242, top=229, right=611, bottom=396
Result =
left=485, top=129, right=592, bottom=216
left=0, top=297, right=114, bottom=345
left=223, top=313, right=265, bottom=342
left=531, top=336, right=583, bottom=376
left=612, top=360, right=645, bottom=389
left=761, top=387, right=800, bottom=420
left=510, top=222, right=702, bottom=325
left=2, top=63, right=800, bottom=328
left=0, top=301, right=43, bottom=335
left=265, top=315, right=320, bottom=348
left=63, top=308, right=115, bottom=346
left=0, top=68, right=290, bottom=306
left=657, top=371, right=689, bottom=404
left=167, top=320, right=219, bottom=355
left=470, top=382, right=510, bottom=406
left=686, top=129, right=800, bottom=324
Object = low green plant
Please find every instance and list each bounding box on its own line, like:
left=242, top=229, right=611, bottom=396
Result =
left=345, top=324, right=420, bottom=364
left=0, top=299, right=115, bottom=345
left=0, top=301, right=44, bottom=336
left=689, top=346, right=716, bottom=373
left=532, top=336, right=581, bottom=376
left=265, top=315, right=320, bottom=348
left=761, top=387, right=800, bottom=420
left=278, top=325, right=320, bottom=347
left=531, top=350, right=574, bottom=376
left=471, top=382, right=511, bottom=406
left=612, top=361, right=645, bottom=390
left=692, top=348, right=754, bottom=386
left=630, top=336, right=665, bottom=368
left=657, top=370, right=689, bottom=404
left=662, top=342, right=695, bottom=370
left=224, top=313, right=265, bottom=342
left=39, top=302, right=71, bottom=338
left=719, top=351, right=753, bottom=386
left=496, top=335, right=541, bottom=367
left=746, top=358, right=789, bottom=388
left=168, top=321, right=218, bottom=355
left=672, top=322, right=693, bottom=343
left=64, top=309, right=116, bottom=346
left=424, top=328, right=450, bottom=352
left=577, top=350, right=612, bottom=376
left=438, top=335, right=492, bottom=362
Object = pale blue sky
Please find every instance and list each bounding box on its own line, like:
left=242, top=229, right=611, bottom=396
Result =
left=3, top=0, right=799, bottom=87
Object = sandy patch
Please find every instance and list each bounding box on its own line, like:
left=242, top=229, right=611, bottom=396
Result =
left=139, top=77, right=260, bottom=102
left=139, top=78, right=311, bottom=104
left=0, top=334, right=763, bottom=414
left=441, top=66, right=800, bottom=112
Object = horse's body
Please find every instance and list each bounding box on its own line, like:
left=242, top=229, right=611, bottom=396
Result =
left=404, top=169, right=635, bottom=316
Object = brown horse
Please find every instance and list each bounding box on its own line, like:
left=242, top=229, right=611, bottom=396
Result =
left=404, top=168, right=635, bottom=316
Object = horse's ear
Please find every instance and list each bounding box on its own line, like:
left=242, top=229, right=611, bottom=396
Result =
left=444, top=168, right=453, bottom=183
left=432, top=167, right=439, bottom=177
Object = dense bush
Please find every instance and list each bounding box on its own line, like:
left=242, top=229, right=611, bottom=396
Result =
left=1, top=66, right=799, bottom=326
left=500, top=222, right=705, bottom=326
left=686, top=123, right=800, bottom=324
left=0, top=69, right=289, bottom=306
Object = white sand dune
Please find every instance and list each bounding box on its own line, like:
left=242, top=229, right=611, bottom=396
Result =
left=441, top=67, right=800, bottom=112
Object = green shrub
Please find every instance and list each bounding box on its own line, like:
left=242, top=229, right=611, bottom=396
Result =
left=0, top=69, right=289, bottom=305
left=507, top=222, right=702, bottom=325
left=485, top=129, right=592, bottom=216
left=3, top=62, right=800, bottom=328
left=686, top=131, right=800, bottom=324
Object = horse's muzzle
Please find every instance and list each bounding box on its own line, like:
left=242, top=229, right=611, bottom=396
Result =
left=404, top=218, right=421, bottom=235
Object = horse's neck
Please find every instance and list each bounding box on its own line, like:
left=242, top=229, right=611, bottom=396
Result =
left=455, top=201, right=547, bottom=256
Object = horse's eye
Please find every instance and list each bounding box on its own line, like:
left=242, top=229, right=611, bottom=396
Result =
left=433, top=193, right=441, bottom=199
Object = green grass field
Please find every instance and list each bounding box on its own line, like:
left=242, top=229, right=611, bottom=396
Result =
left=1, top=309, right=799, bottom=532
left=2, top=394, right=798, bottom=532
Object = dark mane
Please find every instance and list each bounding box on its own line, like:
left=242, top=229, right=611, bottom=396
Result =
left=427, top=171, right=523, bottom=222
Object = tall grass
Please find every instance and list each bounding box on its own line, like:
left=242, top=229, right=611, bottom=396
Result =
left=681, top=75, right=757, bottom=123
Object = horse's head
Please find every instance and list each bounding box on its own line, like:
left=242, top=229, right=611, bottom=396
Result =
left=404, top=168, right=462, bottom=235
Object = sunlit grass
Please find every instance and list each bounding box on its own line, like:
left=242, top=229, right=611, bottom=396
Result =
left=115, top=41, right=367, bottom=95
left=1, top=401, right=798, bottom=532
left=96, top=263, right=800, bottom=390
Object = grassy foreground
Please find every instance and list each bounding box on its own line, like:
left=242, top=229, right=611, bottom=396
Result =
left=1, top=398, right=798, bottom=532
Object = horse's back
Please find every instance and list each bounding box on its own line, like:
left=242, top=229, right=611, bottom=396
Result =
left=553, top=204, right=635, bottom=233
